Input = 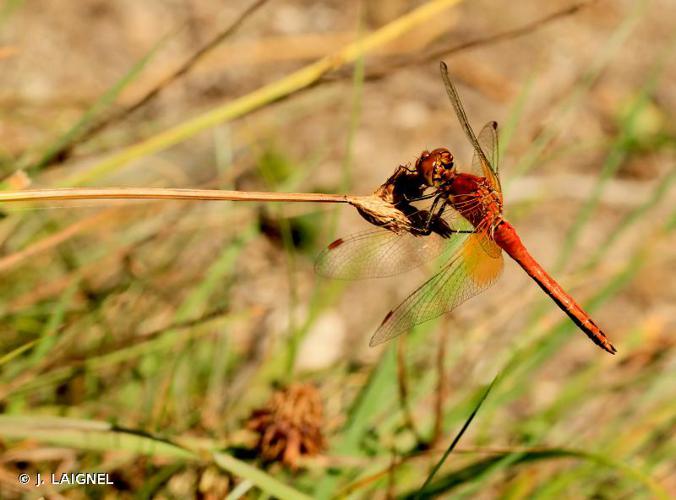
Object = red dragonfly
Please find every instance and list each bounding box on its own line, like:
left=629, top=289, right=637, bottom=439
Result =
left=316, top=62, right=616, bottom=354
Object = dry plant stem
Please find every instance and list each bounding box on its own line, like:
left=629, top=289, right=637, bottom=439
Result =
left=0, top=188, right=350, bottom=204
left=0, top=187, right=415, bottom=232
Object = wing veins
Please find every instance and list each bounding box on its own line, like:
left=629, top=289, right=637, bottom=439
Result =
left=439, top=62, right=492, bottom=172
left=439, top=62, right=502, bottom=192
left=370, top=228, right=504, bottom=345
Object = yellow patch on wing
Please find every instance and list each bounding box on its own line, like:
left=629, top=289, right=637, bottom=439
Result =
left=463, top=234, right=503, bottom=286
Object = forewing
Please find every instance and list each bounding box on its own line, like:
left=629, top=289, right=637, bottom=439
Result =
left=439, top=62, right=502, bottom=194
left=369, top=232, right=503, bottom=345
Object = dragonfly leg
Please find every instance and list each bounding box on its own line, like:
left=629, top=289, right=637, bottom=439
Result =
left=402, top=191, right=437, bottom=203
left=410, top=218, right=475, bottom=236
left=412, top=196, right=445, bottom=235
left=409, top=195, right=475, bottom=237
left=425, top=195, right=445, bottom=228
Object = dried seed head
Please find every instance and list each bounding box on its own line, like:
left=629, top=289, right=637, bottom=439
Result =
left=347, top=164, right=428, bottom=234
left=348, top=195, right=413, bottom=234
left=247, top=383, right=325, bottom=468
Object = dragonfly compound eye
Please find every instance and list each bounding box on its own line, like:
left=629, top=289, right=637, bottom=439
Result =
left=439, top=150, right=454, bottom=169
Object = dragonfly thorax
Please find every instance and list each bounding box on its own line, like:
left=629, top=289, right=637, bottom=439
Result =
left=444, top=173, right=503, bottom=230
left=415, top=148, right=455, bottom=188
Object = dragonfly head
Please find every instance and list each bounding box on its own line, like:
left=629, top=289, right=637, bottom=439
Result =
left=416, top=148, right=455, bottom=187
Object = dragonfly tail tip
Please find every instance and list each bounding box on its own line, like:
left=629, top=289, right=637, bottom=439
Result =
left=599, top=339, right=617, bottom=355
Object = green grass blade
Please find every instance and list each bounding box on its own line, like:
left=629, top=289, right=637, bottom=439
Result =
left=415, top=372, right=500, bottom=498
left=399, top=448, right=669, bottom=499
left=0, top=415, right=195, bottom=459
left=214, top=453, right=312, bottom=500
left=0, top=416, right=312, bottom=500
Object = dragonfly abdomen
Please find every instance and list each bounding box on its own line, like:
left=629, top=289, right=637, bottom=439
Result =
left=493, top=221, right=616, bottom=354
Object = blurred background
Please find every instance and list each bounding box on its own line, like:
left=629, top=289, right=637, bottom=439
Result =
left=0, top=0, right=674, bottom=498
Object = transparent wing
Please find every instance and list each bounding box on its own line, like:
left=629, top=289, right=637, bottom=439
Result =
left=439, top=62, right=502, bottom=194
left=316, top=203, right=474, bottom=280
left=369, top=232, right=503, bottom=346
left=478, top=120, right=499, bottom=174
left=472, top=121, right=502, bottom=198
left=315, top=229, right=448, bottom=279
left=474, top=121, right=500, bottom=177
